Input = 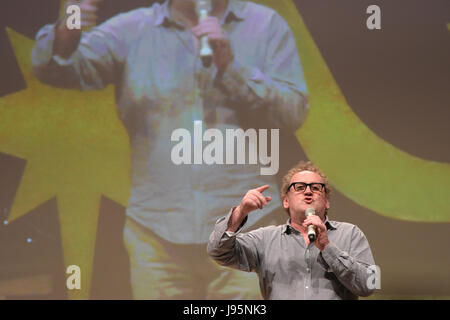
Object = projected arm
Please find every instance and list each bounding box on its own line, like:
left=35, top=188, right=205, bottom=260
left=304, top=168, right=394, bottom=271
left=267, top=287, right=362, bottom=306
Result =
left=214, top=13, right=309, bottom=131
left=32, top=0, right=139, bottom=90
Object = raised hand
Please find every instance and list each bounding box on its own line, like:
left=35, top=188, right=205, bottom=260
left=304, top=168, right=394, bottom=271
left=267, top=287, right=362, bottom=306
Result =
left=227, top=185, right=272, bottom=232
left=54, top=0, right=103, bottom=58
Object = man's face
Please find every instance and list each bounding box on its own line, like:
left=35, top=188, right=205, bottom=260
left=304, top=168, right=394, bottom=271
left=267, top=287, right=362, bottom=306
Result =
left=283, top=170, right=329, bottom=220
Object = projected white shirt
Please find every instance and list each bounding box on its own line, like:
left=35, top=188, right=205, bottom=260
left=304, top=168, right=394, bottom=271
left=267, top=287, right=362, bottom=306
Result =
left=32, top=0, right=308, bottom=243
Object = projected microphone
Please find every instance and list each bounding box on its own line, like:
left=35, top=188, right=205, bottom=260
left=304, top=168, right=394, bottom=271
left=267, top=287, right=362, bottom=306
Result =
left=305, top=207, right=316, bottom=242
left=196, top=0, right=213, bottom=67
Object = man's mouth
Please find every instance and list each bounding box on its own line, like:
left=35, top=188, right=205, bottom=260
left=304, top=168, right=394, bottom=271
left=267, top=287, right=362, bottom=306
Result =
left=304, top=198, right=313, bottom=204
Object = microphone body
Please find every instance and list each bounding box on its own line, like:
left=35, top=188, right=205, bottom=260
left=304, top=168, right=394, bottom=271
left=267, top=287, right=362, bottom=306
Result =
left=305, top=208, right=316, bottom=242
left=196, top=0, right=213, bottom=67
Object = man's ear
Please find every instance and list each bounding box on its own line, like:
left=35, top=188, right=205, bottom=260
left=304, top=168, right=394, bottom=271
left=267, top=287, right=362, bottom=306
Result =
left=283, top=196, right=289, bottom=209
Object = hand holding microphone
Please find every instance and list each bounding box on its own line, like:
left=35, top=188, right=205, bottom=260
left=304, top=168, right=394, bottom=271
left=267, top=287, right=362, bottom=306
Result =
left=305, top=208, right=316, bottom=242
left=303, top=207, right=330, bottom=251
left=192, top=0, right=234, bottom=71
left=195, top=0, right=213, bottom=67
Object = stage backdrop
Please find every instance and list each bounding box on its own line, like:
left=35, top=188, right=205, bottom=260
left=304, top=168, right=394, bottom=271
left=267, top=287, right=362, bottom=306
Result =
left=0, top=0, right=449, bottom=299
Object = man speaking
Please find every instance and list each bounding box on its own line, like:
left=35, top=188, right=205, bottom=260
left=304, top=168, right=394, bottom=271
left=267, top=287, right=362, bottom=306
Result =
left=208, top=161, right=377, bottom=299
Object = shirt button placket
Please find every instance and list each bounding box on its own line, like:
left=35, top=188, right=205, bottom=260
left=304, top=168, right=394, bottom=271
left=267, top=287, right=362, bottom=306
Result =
left=304, top=247, right=312, bottom=299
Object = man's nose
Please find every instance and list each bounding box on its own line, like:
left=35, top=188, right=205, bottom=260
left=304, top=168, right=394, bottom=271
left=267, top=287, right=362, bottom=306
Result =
left=304, top=186, right=313, bottom=195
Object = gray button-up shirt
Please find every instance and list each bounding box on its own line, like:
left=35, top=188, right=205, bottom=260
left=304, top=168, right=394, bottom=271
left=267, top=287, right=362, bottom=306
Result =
left=207, top=209, right=377, bottom=299
left=31, top=0, right=308, bottom=243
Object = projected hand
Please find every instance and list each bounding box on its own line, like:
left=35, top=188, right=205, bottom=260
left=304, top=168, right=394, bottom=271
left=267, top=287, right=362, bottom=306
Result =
left=191, top=16, right=234, bottom=74
left=70, top=0, right=103, bottom=29
left=54, top=0, right=103, bottom=58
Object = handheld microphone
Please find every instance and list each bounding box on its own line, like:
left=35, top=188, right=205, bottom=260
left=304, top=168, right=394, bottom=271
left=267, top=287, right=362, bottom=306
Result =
left=196, top=0, right=213, bottom=67
left=305, top=207, right=316, bottom=242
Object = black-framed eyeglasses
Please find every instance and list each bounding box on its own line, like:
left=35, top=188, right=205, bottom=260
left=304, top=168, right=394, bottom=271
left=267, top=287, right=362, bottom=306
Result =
left=287, top=182, right=325, bottom=193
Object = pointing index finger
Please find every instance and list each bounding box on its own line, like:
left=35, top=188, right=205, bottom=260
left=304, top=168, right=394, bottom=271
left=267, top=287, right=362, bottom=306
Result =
left=255, top=185, right=269, bottom=193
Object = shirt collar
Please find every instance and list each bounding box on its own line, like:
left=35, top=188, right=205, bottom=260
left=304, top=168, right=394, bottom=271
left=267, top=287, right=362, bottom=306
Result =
left=283, top=215, right=337, bottom=234
left=325, top=216, right=338, bottom=230
left=221, top=0, right=245, bottom=23
left=154, top=0, right=244, bottom=28
left=283, top=220, right=296, bottom=235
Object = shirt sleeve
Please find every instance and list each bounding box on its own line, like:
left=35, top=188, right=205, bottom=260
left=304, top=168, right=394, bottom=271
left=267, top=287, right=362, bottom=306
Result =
left=214, top=12, right=309, bottom=131
left=31, top=10, right=146, bottom=90
left=207, top=209, right=265, bottom=273
left=317, top=225, right=377, bottom=297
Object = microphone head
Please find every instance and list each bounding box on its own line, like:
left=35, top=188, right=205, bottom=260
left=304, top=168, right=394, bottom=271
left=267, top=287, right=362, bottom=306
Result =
left=196, top=0, right=212, bottom=13
left=305, top=207, right=316, bottom=217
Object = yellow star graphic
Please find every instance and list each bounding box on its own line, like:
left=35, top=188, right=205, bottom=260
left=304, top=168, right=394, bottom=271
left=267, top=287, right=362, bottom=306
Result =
left=0, top=28, right=130, bottom=299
